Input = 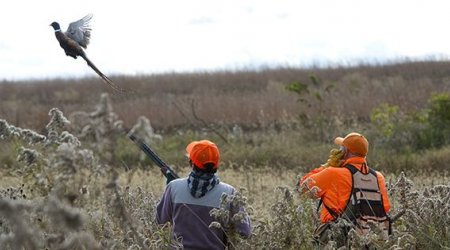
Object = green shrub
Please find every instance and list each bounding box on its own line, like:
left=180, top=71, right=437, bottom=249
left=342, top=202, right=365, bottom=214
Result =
left=370, top=103, right=400, bottom=138
left=423, top=92, right=450, bottom=148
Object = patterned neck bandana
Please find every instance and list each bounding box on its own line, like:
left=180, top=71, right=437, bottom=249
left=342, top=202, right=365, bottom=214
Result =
left=187, top=169, right=220, bottom=198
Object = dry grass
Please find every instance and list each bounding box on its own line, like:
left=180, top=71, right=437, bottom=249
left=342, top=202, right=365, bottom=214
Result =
left=2, top=61, right=450, bottom=249
left=3, top=61, right=450, bottom=131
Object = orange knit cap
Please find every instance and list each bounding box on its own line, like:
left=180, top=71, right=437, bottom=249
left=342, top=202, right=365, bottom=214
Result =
left=334, top=132, right=369, bottom=156
left=186, top=140, right=220, bottom=169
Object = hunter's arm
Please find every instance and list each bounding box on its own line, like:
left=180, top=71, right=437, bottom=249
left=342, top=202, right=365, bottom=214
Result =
left=156, top=184, right=174, bottom=224
left=298, top=166, right=326, bottom=195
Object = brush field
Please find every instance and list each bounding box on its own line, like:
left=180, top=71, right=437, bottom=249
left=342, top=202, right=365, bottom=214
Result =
left=1, top=62, right=450, bottom=249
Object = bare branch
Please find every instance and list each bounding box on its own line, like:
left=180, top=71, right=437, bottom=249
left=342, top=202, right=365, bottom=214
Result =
left=190, top=99, right=229, bottom=144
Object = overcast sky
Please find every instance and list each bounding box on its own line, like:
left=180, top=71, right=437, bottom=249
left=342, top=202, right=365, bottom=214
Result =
left=1, top=0, right=450, bottom=81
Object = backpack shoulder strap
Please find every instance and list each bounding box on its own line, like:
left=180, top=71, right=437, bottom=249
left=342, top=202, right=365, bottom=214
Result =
left=317, top=198, right=340, bottom=219
left=344, top=164, right=359, bottom=174
left=345, top=163, right=376, bottom=176
left=368, top=167, right=377, bottom=176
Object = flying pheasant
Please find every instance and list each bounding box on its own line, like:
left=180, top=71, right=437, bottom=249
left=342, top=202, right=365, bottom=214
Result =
left=50, top=14, right=123, bottom=92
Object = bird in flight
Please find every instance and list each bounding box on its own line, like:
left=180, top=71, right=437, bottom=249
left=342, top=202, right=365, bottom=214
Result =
left=50, top=14, right=124, bottom=92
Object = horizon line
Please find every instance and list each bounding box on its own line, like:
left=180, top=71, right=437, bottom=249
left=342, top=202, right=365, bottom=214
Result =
left=2, top=55, right=450, bottom=83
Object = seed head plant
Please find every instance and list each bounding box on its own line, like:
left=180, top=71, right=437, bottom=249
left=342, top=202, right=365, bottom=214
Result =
left=1, top=91, right=450, bottom=249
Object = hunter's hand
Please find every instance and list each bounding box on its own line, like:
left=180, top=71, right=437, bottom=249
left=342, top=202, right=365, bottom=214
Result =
left=166, top=173, right=177, bottom=185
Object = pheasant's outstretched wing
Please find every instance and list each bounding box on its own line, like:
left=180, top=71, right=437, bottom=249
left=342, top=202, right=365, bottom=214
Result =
left=66, top=14, right=92, bottom=48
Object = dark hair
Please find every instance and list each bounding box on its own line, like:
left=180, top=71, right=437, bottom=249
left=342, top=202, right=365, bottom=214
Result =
left=191, top=161, right=217, bottom=173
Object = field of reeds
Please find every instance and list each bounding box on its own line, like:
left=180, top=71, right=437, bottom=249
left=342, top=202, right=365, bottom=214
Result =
left=1, top=61, right=450, bottom=249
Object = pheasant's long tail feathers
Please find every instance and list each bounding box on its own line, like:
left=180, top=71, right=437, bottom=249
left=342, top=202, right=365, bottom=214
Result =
left=80, top=54, right=127, bottom=93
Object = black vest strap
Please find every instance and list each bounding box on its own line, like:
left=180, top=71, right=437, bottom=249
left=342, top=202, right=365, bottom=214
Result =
left=345, top=164, right=359, bottom=174
left=317, top=198, right=339, bottom=219
left=345, top=163, right=377, bottom=176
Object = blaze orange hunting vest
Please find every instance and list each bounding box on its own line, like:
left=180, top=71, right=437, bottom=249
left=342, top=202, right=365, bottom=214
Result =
left=300, top=156, right=391, bottom=223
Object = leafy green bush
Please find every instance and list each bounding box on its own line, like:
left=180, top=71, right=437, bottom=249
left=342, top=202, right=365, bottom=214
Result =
left=422, top=92, right=450, bottom=148
left=370, top=103, right=400, bottom=138
left=370, top=92, right=450, bottom=154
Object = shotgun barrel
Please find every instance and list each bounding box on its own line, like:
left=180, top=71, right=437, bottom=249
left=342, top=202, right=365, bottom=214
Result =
left=128, top=133, right=179, bottom=182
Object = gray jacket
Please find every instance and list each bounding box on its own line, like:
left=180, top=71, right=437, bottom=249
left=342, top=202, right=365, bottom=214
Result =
left=156, top=177, right=252, bottom=250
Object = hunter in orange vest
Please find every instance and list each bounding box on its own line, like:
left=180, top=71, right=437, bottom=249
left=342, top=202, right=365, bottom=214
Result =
left=298, top=132, right=391, bottom=244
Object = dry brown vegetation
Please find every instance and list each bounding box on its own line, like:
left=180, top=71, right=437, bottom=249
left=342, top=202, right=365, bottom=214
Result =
left=2, top=61, right=450, bottom=132
left=2, top=61, right=450, bottom=249
left=1, top=107, right=449, bottom=249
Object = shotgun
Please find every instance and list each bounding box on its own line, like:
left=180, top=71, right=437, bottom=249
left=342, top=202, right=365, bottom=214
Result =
left=390, top=209, right=405, bottom=223
left=128, top=133, right=179, bottom=183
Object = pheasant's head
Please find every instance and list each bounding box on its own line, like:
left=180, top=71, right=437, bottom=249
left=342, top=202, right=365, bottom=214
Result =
left=49, top=22, right=61, bottom=31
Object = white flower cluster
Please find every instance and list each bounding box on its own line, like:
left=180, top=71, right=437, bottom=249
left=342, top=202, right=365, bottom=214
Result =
left=0, top=119, right=46, bottom=144
left=17, top=146, right=40, bottom=166
left=46, top=108, right=77, bottom=146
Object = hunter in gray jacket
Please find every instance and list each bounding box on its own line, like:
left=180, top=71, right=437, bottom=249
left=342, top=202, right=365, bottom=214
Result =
left=156, top=140, right=251, bottom=250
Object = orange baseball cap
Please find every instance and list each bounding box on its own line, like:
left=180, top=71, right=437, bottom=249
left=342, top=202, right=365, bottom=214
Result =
left=334, top=132, right=369, bottom=156
left=186, top=140, right=220, bottom=169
